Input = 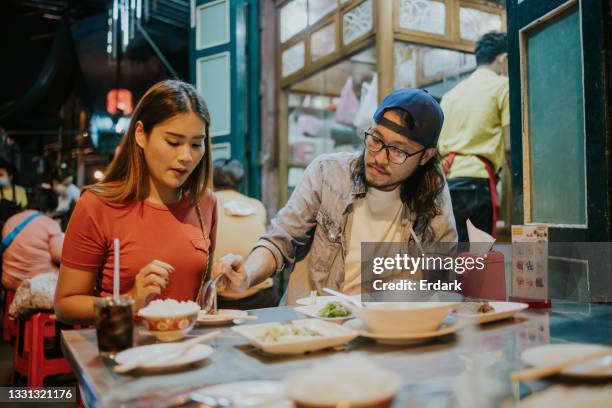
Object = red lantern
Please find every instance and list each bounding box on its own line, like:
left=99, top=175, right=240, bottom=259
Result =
left=106, top=89, right=133, bottom=115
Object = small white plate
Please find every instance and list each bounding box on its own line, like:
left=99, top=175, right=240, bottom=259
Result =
left=521, top=344, right=612, bottom=378
left=344, top=318, right=461, bottom=345
left=295, top=294, right=361, bottom=306
left=294, top=304, right=354, bottom=322
left=192, top=381, right=291, bottom=408
left=452, top=301, right=528, bottom=324
left=114, top=343, right=213, bottom=372
left=197, top=309, right=249, bottom=326
left=232, top=319, right=357, bottom=354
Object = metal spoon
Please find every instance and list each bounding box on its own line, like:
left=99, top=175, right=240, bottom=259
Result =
left=200, top=272, right=227, bottom=315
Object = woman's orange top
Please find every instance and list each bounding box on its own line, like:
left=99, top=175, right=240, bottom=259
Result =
left=61, top=189, right=217, bottom=301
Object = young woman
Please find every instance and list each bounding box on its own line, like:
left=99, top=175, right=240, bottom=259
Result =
left=55, top=80, right=238, bottom=324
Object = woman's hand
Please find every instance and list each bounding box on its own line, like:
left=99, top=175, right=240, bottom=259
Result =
left=128, top=260, right=175, bottom=310
left=211, top=254, right=248, bottom=292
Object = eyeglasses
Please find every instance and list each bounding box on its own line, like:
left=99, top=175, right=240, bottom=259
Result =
left=364, top=131, right=425, bottom=165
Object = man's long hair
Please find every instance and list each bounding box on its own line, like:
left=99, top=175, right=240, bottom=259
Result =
left=353, top=110, right=446, bottom=243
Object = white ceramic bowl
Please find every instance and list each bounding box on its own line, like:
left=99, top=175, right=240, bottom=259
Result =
left=285, top=355, right=402, bottom=407
left=138, top=301, right=200, bottom=342
left=349, top=302, right=456, bottom=335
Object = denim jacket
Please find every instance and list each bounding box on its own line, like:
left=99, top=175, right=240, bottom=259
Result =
left=255, top=152, right=458, bottom=293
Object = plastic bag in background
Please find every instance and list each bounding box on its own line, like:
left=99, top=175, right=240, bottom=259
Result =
left=334, top=77, right=359, bottom=126
left=297, top=114, right=324, bottom=136
left=353, top=73, right=378, bottom=130
left=297, top=95, right=325, bottom=136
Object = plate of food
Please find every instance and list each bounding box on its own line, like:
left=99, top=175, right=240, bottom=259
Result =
left=295, top=294, right=361, bottom=306
left=452, top=300, right=528, bottom=324
left=197, top=309, right=253, bottom=326
left=232, top=319, right=357, bottom=354
left=294, top=302, right=354, bottom=322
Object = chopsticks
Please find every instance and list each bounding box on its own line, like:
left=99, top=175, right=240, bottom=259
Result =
left=510, top=347, right=612, bottom=382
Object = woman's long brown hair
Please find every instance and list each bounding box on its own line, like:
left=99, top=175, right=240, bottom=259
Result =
left=89, top=80, right=212, bottom=206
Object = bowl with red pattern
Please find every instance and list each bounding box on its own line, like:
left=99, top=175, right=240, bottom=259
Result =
left=138, top=299, right=201, bottom=342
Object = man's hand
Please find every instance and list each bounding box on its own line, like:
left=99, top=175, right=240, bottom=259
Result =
left=211, top=254, right=249, bottom=291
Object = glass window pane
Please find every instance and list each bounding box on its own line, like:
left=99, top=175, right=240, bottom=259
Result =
left=421, top=48, right=473, bottom=77
left=196, top=53, right=231, bottom=136
left=393, top=41, right=476, bottom=99
left=394, top=42, right=417, bottom=89
left=196, top=0, right=230, bottom=49
left=460, top=7, right=502, bottom=41
left=308, top=0, right=336, bottom=24
left=311, top=23, right=336, bottom=60
left=281, top=0, right=308, bottom=43
left=399, top=0, right=445, bottom=35
left=282, top=42, right=305, bottom=77
left=527, top=7, right=585, bottom=224
left=342, top=0, right=373, bottom=45
left=211, top=143, right=231, bottom=161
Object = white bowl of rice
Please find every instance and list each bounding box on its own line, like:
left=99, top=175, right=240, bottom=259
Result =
left=138, top=299, right=200, bottom=342
left=285, top=354, right=402, bottom=407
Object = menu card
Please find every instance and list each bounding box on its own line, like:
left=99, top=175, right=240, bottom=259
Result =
left=511, top=225, right=549, bottom=302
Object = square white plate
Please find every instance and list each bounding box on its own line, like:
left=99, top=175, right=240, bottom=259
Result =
left=197, top=309, right=249, bottom=326
left=232, top=319, right=357, bottom=354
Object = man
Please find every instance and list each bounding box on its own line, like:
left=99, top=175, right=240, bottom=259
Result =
left=0, top=158, right=27, bottom=231
left=51, top=171, right=81, bottom=230
left=438, top=32, right=509, bottom=242
left=52, top=171, right=81, bottom=217
left=215, top=88, right=457, bottom=296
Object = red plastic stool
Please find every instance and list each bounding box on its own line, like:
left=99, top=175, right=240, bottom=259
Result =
left=12, top=312, right=74, bottom=387
left=2, top=289, right=16, bottom=342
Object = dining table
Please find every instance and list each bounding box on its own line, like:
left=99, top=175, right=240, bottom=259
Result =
left=61, top=301, right=612, bottom=408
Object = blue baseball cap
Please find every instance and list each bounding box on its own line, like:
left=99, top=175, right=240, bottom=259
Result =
left=372, top=88, right=444, bottom=148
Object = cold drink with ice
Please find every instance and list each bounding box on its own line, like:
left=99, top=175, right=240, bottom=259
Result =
left=94, top=298, right=133, bottom=357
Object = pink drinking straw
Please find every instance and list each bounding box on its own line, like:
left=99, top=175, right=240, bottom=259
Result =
left=113, top=238, right=120, bottom=302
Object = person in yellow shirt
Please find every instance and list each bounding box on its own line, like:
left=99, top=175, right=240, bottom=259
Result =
left=0, top=159, right=28, bottom=230
left=438, top=32, right=509, bottom=242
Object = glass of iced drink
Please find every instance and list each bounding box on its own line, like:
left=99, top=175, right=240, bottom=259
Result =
left=93, top=297, right=134, bottom=357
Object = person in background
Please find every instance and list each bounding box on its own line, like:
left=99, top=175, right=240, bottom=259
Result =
left=0, top=158, right=27, bottom=231
left=212, top=159, right=278, bottom=309
left=54, top=80, right=239, bottom=324
left=1, top=188, right=63, bottom=291
left=438, top=32, right=510, bottom=242
left=52, top=171, right=81, bottom=217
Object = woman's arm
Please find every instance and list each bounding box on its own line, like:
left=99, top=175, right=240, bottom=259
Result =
left=55, top=260, right=174, bottom=325
left=54, top=265, right=98, bottom=324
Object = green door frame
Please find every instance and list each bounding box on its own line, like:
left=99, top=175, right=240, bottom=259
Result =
left=506, top=0, right=610, bottom=241
left=189, top=0, right=260, bottom=198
